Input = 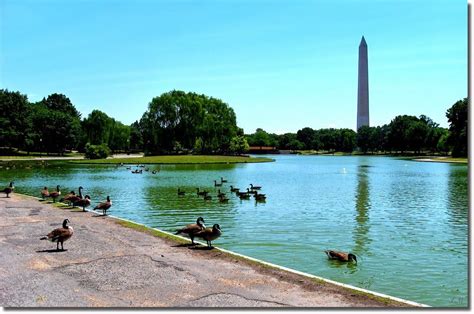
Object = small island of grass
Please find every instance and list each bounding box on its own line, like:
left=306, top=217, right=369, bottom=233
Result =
left=71, top=155, right=274, bottom=164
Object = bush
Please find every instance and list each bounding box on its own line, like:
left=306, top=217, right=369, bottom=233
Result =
left=84, top=143, right=111, bottom=159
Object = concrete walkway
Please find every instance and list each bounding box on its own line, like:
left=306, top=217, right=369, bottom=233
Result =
left=0, top=194, right=414, bottom=308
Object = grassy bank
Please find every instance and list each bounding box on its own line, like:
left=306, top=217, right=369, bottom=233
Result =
left=71, top=155, right=274, bottom=164
left=411, top=156, right=468, bottom=164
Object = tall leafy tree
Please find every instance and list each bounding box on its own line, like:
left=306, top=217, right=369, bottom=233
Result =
left=0, top=89, right=30, bottom=149
left=446, top=98, right=468, bottom=157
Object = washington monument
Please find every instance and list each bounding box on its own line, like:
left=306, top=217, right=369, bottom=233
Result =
left=357, top=36, right=369, bottom=130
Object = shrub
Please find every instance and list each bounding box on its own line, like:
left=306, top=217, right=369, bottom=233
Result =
left=84, top=143, right=111, bottom=159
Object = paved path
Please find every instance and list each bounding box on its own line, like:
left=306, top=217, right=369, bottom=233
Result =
left=0, top=194, right=413, bottom=308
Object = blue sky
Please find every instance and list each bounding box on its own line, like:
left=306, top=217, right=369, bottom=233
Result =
left=1, top=0, right=467, bottom=134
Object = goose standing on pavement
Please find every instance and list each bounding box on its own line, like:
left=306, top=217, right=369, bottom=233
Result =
left=48, top=185, right=61, bottom=203
left=194, top=224, right=222, bottom=248
left=2, top=181, right=14, bottom=198
left=175, top=217, right=206, bottom=245
left=40, top=187, right=49, bottom=200
left=40, top=219, right=74, bottom=251
left=93, top=196, right=112, bottom=216
left=64, top=186, right=83, bottom=207
left=74, top=195, right=91, bottom=212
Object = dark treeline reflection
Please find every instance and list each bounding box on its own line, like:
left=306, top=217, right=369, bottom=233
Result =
left=353, top=164, right=372, bottom=255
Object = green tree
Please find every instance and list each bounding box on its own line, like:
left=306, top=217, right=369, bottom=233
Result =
left=82, top=110, right=114, bottom=145
left=387, top=115, right=420, bottom=153
left=129, top=121, right=143, bottom=151
left=446, top=98, right=468, bottom=157
left=229, top=135, right=250, bottom=154
left=357, top=126, right=373, bottom=153
left=406, top=120, right=429, bottom=153
left=141, top=90, right=238, bottom=154
left=277, top=133, right=297, bottom=150
left=29, top=102, right=81, bottom=154
left=41, top=93, right=81, bottom=119
left=296, top=127, right=316, bottom=150
left=339, top=128, right=357, bottom=152
left=0, top=89, right=30, bottom=150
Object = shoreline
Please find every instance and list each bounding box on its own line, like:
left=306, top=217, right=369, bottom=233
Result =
left=0, top=193, right=427, bottom=308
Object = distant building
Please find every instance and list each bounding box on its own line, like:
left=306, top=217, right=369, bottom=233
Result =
left=357, top=36, right=370, bottom=130
left=248, top=146, right=279, bottom=154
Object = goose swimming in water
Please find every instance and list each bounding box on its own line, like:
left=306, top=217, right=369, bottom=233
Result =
left=196, top=188, right=208, bottom=196
left=194, top=224, right=222, bottom=248
left=175, top=217, right=206, bottom=245
left=250, top=184, right=261, bottom=190
left=40, top=219, right=74, bottom=251
left=229, top=186, right=239, bottom=193
left=324, top=250, right=357, bottom=264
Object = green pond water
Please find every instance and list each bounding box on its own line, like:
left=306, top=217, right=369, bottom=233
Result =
left=0, top=155, right=468, bottom=307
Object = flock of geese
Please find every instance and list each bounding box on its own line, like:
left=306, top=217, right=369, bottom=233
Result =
left=40, top=185, right=112, bottom=215
left=179, top=177, right=267, bottom=203
left=2, top=177, right=357, bottom=262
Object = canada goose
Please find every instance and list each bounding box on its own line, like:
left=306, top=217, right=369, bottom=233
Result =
left=177, top=188, right=185, bottom=196
left=64, top=187, right=83, bottom=207
left=236, top=190, right=249, bottom=197
left=152, top=170, right=157, bottom=174
left=247, top=188, right=258, bottom=195
left=238, top=193, right=250, bottom=200
left=48, top=185, right=61, bottom=202
left=217, top=189, right=225, bottom=198
left=74, top=195, right=91, bottom=212
left=250, top=184, right=262, bottom=190
left=196, top=188, right=208, bottom=196
left=40, top=219, right=74, bottom=251
left=218, top=195, right=229, bottom=203
left=40, top=187, right=49, bottom=200
left=175, top=217, right=206, bottom=245
left=94, top=196, right=112, bottom=216
left=220, top=177, right=228, bottom=183
left=131, top=169, right=142, bottom=174
left=60, top=190, right=75, bottom=205
left=324, top=250, right=357, bottom=264
left=255, top=193, right=266, bottom=201
left=230, top=186, right=239, bottom=193
left=2, top=181, right=14, bottom=198
left=194, top=224, right=222, bottom=248
left=214, top=180, right=222, bottom=187
left=204, top=195, right=212, bottom=201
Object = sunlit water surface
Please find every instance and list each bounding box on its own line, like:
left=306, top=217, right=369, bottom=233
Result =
left=0, top=155, right=468, bottom=307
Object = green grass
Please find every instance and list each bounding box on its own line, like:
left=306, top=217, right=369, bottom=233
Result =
left=0, top=152, right=83, bottom=159
left=71, top=155, right=274, bottom=164
left=411, top=156, right=468, bottom=164
left=115, top=220, right=189, bottom=244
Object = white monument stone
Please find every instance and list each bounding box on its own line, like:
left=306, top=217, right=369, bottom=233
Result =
left=357, top=36, right=369, bottom=130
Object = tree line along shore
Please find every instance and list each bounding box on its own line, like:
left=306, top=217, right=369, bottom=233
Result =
left=0, top=89, right=467, bottom=159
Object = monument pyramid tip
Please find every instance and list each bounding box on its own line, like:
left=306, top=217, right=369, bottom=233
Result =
left=360, top=36, right=367, bottom=46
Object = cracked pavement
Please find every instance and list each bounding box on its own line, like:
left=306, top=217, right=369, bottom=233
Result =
left=0, top=194, right=408, bottom=308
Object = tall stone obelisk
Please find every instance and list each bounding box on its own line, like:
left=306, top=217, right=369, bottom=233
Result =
left=357, top=36, right=369, bottom=130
